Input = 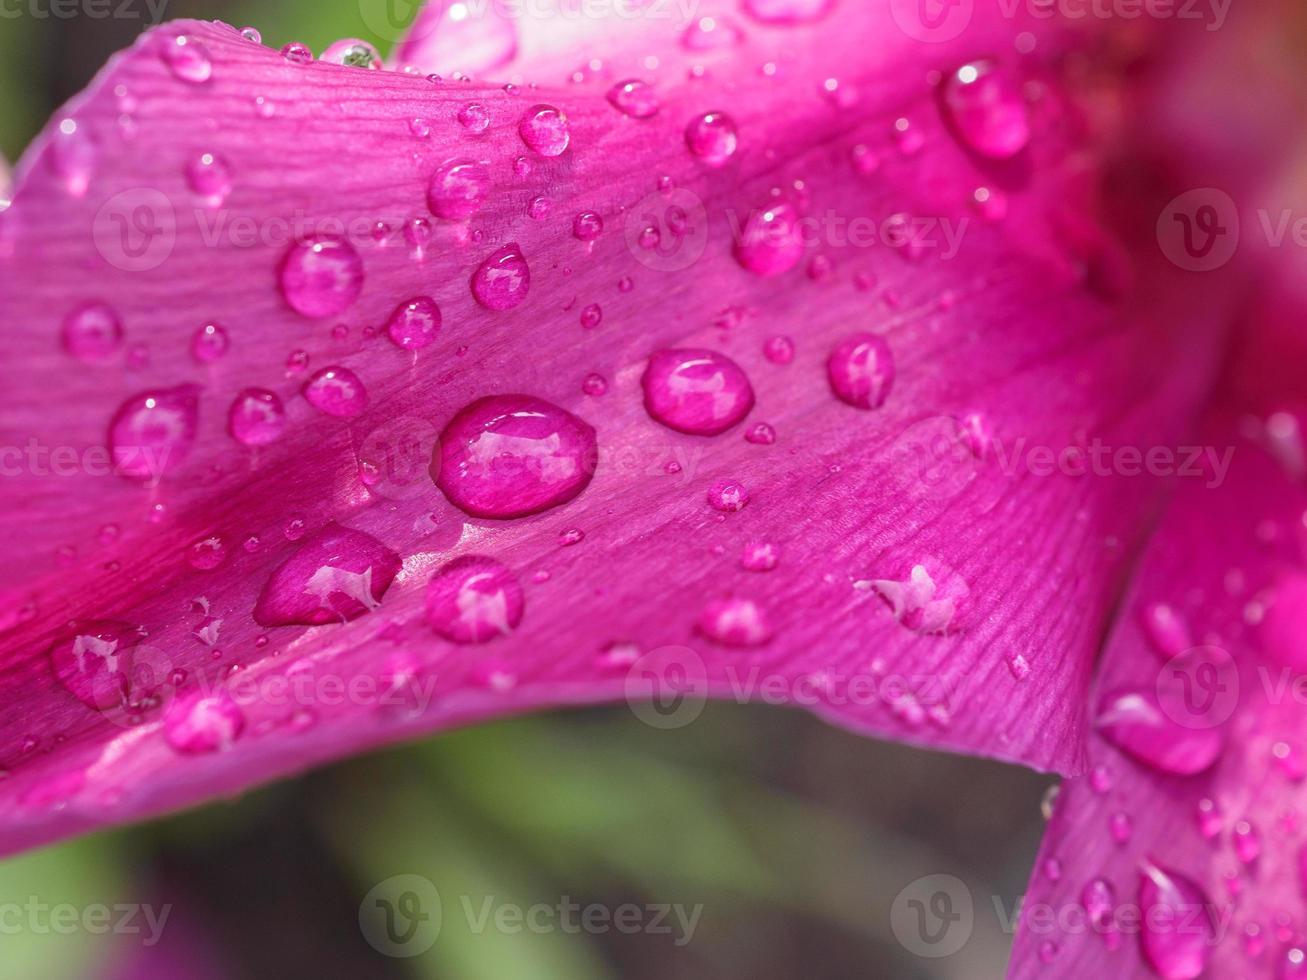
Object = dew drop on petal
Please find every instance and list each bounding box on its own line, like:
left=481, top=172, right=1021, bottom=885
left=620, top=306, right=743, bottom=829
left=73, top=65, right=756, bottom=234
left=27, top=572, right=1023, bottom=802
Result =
left=642, top=349, right=755, bottom=436
left=707, top=479, right=749, bottom=513
left=1233, top=820, right=1261, bottom=864
left=740, top=541, right=779, bottom=572
left=160, top=34, right=213, bottom=84
left=685, top=111, right=739, bottom=165
left=1095, top=689, right=1223, bottom=775
left=580, top=303, right=603, bottom=329
left=322, top=38, right=380, bottom=68
left=185, top=152, right=232, bottom=206
left=428, top=159, right=492, bottom=220
left=163, top=690, right=245, bottom=754
left=279, top=236, right=364, bottom=319
left=426, top=555, right=524, bottom=644
left=280, top=41, right=314, bottom=64
left=188, top=535, right=228, bottom=571
left=827, top=333, right=895, bottom=410
left=434, top=394, right=597, bottom=519
left=573, top=210, right=604, bottom=241
left=108, top=386, right=199, bottom=480
left=49, top=119, right=96, bottom=197
left=253, top=524, right=402, bottom=627
left=763, top=335, right=795, bottom=365
left=228, top=388, right=287, bottom=446
left=1139, top=862, right=1214, bottom=980
left=62, top=302, right=123, bottom=361
left=745, top=422, right=776, bottom=445
left=734, top=201, right=804, bottom=277
left=698, top=598, right=773, bottom=647
left=607, top=79, right=660, bottom=118
left=1140, top=602, right=1193, bottom=659
left=458, top=102, right=491, bottom=133
left=190, top=322, right=229, bottom=363
left=471, top=244, right=530, bottom=310
left=303, top=366, right=369, bottom=418
left=385, top=296, right=442, bottom=350
left=1110, top=811, right=1133, bottom=844
left=681, top=15, right=744, bottom=49
left=48, top=621, right=145, bottom=709
left=519, top=104, right=570, bottom=156
left=582, top=373, right=608, bottom=396
left=941, top=61, right=1031, bottom=159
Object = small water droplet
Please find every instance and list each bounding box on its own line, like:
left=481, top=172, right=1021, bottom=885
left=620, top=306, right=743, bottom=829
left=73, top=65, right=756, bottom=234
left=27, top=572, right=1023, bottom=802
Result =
left=279, top=236, right=364, bottom=318
left=579, top=303, right=603, bottom=329
left=458, top=102, right=491, bottom=133
left=185, top=152, right=232, bottom=206
left=827, top=333, right=895, bottom=410
left=519, top=104, right=570, bottom=156
left=163, top=689, right=244, bottom=754
left=428, top=159, right=491, bottom=220
left=740, top=541, right=779, bottom=572
left=573, top=210, right=604, bottom=241
left=685, top=111, right=739, bottom=166
left=160, top=34, right=213, bottom=84
left=426, top=555, right=524, bottom=643
left=303, top=366, right=369, bottom=418
left=681, top=15, right=744, bottom=49
left=941, top=61, right=1031, bottom=159
left=386, top=296, right=442, bottom=350
left=698, top=598, right=773, bottom=647
left=642, top=349, right=754, bottom=435
left=188, top=535, right=228, bottom=571
left=190, top=322, right=229, bottom=363
left=434, top=394, right=597, bottom=519
left=582, top=373, right=608, bottom=396
left=109, top=386, right=199, bottom=481
left=280, top=41, right=314, bottom=65
left=734, top=201, right=804, bottom=276
left=62, top=302, right=123, bottom=361
left=763, top=335, right=795, bottom=364
left=745, top=422, right=776, bottom=445
left=322, top=38, right=380, bottom=69
left=471, top=244, right=530, bottom=310
left=607, top=79, right=660, bottom=118
left=707, top=479, right=749, bottom=513
left=228, top=388, right=286, bottom=446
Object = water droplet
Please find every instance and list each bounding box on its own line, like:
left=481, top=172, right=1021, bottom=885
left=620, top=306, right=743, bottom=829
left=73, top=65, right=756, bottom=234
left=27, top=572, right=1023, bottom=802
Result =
left=527, top=196, right=551, bottom=221
left=426, top=555, right=524, bottom=643
left=435, top=394, right=597, bottom=519
left=1095, top=689, right=1223, bottom=775
left=579, top=303, right=603, bottom=329
left=740, top=541, right=779, bottom=572
left=410, top=117, right=431, bottom=138
left=941, top=61, right=1031, bottom=159
left=582, top=373, right=608, bottom=396
left=744, top=422, right=776, bottom=445
left=254, top=524, right=401, bottom=627
left=163, top=689, right=244, bottom=754
left=681, top=15, right=744, bottom=49
left=685, top=111, right=739, bottom=166
left=558, top=527, right=585, bottom=547
left=1233, top=819, right=1261, bottom=864
left=160, top=34, right=213, bottom=84
left=471, top=244, right=530, bottom=310
left=698, top=598, right=773, bottom=647
left=707, top=479, right=749, bottom=513
left=190, top=322, right=229, bottom=363
left=763, top=335, right=795, bottom=365
left=827, top=333, right=895, bottom=410
left=303, top=366, right=369, bottom=418
left=573, top=211, right=604, bottom=241
left=1110, top=811, right=1133, bottom=844
left=279, top=236, right=364, bottom=318
left=322, top=38, right=380, bottom=69
left=458, top=102, right=490, bottom=133
left=185, top=152, right=232, bottom=206
left=1008, top=654, right=1031, bottom=680
left=642, top=349, right=755, bottom=436
left=734, top=201, right=804, bottom=277
left=109, top=386, right=199, bottom=481
left=48, top=621, right=145, bottom=709
left=428, top=159, right=491, bottom=220
left=607, top=79, right=660, bottom=118
left=280, top=41, right=314, bottom=65
left=240, top=26, right=262, bottom=43
left=386, top=296, right=442, bottom=350
left=519, top=104, right=570, bottom=156
left=188, top=535, right=228, bottom=571
left=1139, top=861, right=1213, bottom=980
left=228, top=388, right=286, bottom=446
left=62, top=302, right=123, bottom=361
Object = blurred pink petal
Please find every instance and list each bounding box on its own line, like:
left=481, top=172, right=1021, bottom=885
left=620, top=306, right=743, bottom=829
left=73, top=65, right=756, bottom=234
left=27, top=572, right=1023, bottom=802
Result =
left=0, top=9, right=1235, bottom=857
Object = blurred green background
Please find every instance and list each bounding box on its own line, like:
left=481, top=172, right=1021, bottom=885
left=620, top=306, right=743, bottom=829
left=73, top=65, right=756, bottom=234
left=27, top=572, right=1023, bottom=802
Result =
left=0, top=4, right=1051, bottom=977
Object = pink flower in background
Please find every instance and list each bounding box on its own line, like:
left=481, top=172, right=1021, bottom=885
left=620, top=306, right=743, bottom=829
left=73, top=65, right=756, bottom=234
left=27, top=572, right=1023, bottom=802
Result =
left=0, top=1, right=1304, bottom=976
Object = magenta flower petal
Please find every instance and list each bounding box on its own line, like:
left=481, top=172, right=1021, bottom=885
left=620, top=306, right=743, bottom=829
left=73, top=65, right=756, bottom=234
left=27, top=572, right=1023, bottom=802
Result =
left=0, top=12, right=1234, bottom=856
left=1008, top=309, right=1307, bottom=978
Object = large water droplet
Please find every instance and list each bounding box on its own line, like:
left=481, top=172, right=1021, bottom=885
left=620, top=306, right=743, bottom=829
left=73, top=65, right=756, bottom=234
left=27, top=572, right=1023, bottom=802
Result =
left=519, top=104, right=570, bottom=156
left=108, top=386, right=199, bottom=481
left=62, top=302, right=123, bottom=361
left=428, top=160, right=491, bottom=220
left=471, top=244, right=530, bottom=310
left=279, top=236, right=364, bottom=318
left=941, top=62, right=1031, bottom=159
left=742, top=0, right=833, bottom=23
left=426, top=555, right=524, bottom=643
left=734, top=201, right=804, bottom=277
left=48, top=621, right=145, bottom=709
left=827, top=333, right=895, bottom=409
left=163, top=690, right=244, bottom=754
left=642, top=349, right=755, bottom=436
left=253, top=524, right=402, bottom=627
left=1095, top=689, right=1223, bottom=775
left=303, top=366, right=369, bottom=417
left=160, top=34, right=213, bottom=84
left=322, top=38, right=380, bottom=69
left=1138, top=861, right=1214, bottom=980
left=607, top=79, right=660, bottom=118
left=435, top=394, right=597, bottom=519
left=386, top=296, right=442, bottom=350
left=228, top=388, right=287, bottom=446
left=685, top=111, right=739, bottom=166
left=698, top=598, right=773, bottom=647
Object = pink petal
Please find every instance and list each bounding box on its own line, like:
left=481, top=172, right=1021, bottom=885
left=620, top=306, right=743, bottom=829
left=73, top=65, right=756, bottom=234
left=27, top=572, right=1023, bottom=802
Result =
left=0, top=13, right=1232, bottom=856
